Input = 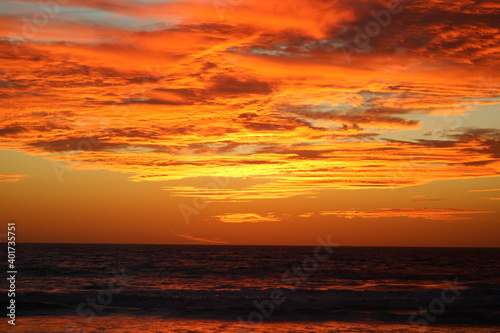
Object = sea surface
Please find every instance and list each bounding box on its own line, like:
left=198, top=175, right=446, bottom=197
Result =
left=1, top=244, right=499, bottom=332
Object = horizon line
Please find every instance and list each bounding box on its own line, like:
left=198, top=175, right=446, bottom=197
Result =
left=16, top=242, right=500, bottom=249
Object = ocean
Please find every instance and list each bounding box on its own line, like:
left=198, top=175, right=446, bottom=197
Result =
left=1, top=244, right=499, bottom=332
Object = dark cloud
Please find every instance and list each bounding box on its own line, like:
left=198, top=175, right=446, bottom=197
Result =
left=384, top=138, right=457, bottom=148
left=461, top=159, right=497, bottom=166
left=237, top=112, right=259, bottom=120
left=33, top=122, right=73, bottom=132
left=120, top=98, right=190, bottom=105
left=0, top=125, right=25, bottom=136
left=209, top=74, right=273, bottom=95
left=230, top=0, right=499, bottom=68
left=469, top=139, right=500, bottom=159
left=109, top=128, right=162, bottom=139
left=449, top=127, right=500, bottom=141
left=28, top=137, right=125, bottom=152
left=292, top=109, right=420, bottom=127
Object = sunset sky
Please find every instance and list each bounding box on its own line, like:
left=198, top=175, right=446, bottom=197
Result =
left=0, top=0, right=499, bottom=246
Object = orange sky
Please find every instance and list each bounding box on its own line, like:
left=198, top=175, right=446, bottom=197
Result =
left=0, top=0, right=499, bottom=246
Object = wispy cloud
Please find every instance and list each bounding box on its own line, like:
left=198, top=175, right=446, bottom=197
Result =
left=0, top=0, right=498, bottom=201
left=469, top=189, right=500, bottom=192
left=411, top=196, right=445, bottom=202
left=0, top=174, right=26, bottom=182
left=302, top=208, right=495, bottom=221
left=173, top=233, right=228, bottom=244
left=216, top=213, right=281, bottom=223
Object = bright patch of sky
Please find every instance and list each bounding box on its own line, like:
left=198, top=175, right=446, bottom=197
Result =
left=1, top=0, right=178, bottom=31
left=382, top=104, right=500, bottom=142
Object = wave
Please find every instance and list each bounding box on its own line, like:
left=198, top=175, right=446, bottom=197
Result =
left=10, top=286, right=500, bottom=324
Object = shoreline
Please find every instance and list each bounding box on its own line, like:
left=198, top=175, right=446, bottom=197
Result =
left=8, top=315, right=500, bottom=333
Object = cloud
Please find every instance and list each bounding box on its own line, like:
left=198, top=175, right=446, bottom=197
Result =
left=308, top=208, right=495, bottom=221
left=286, top=106, right=421, bottom=129
left=215, top=213, right=280, bottom=223
left=0, top=125, right=26, bottom=136
left=208, top=74, right=273, bottom=95
left=0, top=0, right=499, bottom=201
left=450, top=128, right=500, bottom=141
left=173, top=233, right=228, bottom=244
left=468, top=188, right=500, bottom=192
left=411, top=196, right=445, bottom=202
left=0, top=174, right=26, bottom=182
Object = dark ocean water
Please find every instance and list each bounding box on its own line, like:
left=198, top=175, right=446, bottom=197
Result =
left=2, top=244, right=500, bottom=329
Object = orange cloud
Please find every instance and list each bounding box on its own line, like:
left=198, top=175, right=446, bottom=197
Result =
left=173, top=233, right=228, bottom=244
left=0, top=174, right=26, bottom=182
left=469, top=189, right=500, bottom=192
left=216, top=213, right=280, bottom=223
left=0, top=0, right=498, bottom=202
left=310, top=208, right=495, bottom=221
left=411, top=196, right=445, bottom=202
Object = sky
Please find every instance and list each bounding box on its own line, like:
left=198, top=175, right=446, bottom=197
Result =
left=0, top=0, right=499, bottom=247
